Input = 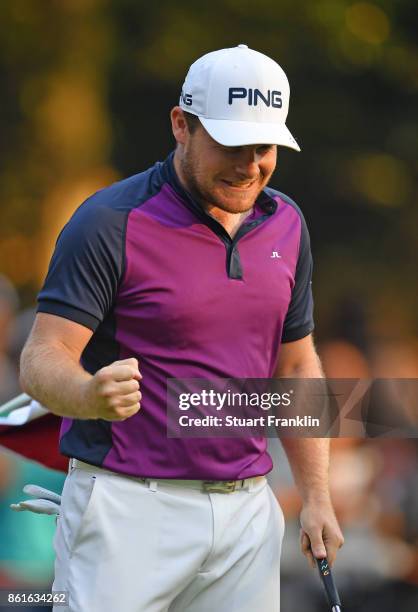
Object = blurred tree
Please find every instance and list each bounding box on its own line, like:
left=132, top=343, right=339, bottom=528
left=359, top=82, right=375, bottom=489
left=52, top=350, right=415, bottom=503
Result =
left=0, top=0, right=416, bottom=337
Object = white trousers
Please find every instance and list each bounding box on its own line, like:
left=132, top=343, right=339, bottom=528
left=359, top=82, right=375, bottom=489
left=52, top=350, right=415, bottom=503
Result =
left=52, top=461, right=285, bottom=612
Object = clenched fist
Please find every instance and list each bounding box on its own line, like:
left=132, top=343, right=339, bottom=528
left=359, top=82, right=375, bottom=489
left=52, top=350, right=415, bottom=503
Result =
left=83, top=358, right=142, bottom=421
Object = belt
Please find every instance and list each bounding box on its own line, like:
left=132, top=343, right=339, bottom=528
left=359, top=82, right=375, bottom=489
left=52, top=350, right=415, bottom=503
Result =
left=69, top=458, right=265, bottom=494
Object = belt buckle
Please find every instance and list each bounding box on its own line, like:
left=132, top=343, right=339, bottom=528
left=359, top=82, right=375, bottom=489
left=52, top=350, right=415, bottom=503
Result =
left=202, top=480, right=237, bottom=493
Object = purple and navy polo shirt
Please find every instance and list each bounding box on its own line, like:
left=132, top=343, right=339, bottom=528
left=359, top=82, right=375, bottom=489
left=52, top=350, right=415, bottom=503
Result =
left=37, top=152, right=314, bottom=480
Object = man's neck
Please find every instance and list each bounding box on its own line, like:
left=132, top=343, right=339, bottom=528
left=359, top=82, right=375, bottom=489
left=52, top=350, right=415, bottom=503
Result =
left=206, top=207, right=252, bottom=239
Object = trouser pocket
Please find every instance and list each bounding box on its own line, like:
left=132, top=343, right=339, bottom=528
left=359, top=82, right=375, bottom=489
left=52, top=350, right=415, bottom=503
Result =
left=58, top=468, right=99, bottom=558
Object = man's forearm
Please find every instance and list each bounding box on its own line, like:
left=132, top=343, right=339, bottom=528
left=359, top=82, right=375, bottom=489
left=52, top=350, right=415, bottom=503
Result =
left=280, top=437, right=330, bottom=502
left=20, top=340, right=92, bottom=419
left=276, top=336, right=330, bottom=501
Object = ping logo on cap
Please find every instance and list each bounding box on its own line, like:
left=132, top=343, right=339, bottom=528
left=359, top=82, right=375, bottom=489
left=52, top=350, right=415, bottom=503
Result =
left=180, top=90, right=193, bottom=106
left=228, top=88, right=282, bottom=108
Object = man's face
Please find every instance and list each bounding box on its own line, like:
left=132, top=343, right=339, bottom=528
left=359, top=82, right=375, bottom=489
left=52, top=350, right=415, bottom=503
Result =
left=177, top=118, right=277, bottom=214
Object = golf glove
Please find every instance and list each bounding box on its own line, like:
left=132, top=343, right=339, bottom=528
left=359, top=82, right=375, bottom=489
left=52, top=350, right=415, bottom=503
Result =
left=10, top=484, right=62, bottom=515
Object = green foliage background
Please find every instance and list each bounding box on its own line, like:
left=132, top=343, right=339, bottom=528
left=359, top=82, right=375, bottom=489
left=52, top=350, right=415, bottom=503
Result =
left=0, top=0, right=417, bottom=343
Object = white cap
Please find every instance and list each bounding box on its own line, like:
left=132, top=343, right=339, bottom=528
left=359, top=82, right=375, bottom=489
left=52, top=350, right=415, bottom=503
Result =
left=179, top=44, right=300, bottom=152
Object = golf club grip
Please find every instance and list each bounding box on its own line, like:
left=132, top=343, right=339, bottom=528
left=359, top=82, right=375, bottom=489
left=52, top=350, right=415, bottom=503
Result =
left=316, top=558, right=341, bottom=607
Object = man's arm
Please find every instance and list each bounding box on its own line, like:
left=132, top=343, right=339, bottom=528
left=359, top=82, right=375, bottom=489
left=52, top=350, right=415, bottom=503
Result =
left=275, top=333, right=344, bottom=567
left=20, top=313, right=142, bottom=421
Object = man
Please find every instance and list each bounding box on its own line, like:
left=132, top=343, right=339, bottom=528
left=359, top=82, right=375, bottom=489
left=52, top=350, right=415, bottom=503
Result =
left=20, top=45, right=343, bottom=612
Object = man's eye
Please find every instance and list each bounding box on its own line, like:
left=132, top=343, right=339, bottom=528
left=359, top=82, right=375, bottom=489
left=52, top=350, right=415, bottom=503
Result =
left=224, top=147, right=242, bottom=154
left=257, top=145, right=274, bottom=154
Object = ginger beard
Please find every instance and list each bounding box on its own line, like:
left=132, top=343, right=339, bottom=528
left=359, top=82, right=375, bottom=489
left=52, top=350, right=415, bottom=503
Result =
left=178, top=127, right=277, bottom=215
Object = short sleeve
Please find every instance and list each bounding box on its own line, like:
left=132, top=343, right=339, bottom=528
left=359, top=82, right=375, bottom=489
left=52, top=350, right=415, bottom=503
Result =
left=281, top=211, right=314, bottom=342
left=37, top=197, right=126, bottom=331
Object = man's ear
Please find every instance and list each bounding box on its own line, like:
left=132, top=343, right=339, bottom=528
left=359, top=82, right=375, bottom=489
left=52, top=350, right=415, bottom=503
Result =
left=170, top=107, right=189, bottom=146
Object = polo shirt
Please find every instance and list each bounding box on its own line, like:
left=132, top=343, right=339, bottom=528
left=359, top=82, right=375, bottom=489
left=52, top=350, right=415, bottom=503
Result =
left=37, top=152, right=314, bottom=479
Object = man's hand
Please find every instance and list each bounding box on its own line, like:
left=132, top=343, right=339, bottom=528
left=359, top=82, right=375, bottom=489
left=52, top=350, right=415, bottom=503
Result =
left=83, top=358, right=142, bottom=421
left=299, top=497, right=344, bottom=568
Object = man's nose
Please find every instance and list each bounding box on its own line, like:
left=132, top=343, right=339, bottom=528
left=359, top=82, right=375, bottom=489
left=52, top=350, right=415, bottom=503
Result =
left=234, top=149, right=260, bottom=178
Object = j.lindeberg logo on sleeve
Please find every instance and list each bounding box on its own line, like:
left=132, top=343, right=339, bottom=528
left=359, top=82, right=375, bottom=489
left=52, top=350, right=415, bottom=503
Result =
left=271, top=251, right=282, bottom=259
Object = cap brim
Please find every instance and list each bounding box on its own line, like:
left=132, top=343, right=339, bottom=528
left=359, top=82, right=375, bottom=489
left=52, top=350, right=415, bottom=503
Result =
left=199, top=117, right=301, bottom=152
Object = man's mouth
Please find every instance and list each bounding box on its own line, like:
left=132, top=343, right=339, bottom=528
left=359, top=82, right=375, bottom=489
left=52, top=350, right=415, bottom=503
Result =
left=221, top=180, right=257, bottom=189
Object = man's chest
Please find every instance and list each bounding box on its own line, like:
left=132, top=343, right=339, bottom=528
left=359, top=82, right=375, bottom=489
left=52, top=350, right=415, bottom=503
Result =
left=115, top=212, right=299, bottom=346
